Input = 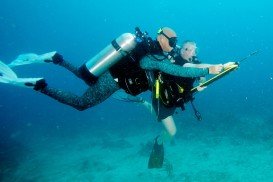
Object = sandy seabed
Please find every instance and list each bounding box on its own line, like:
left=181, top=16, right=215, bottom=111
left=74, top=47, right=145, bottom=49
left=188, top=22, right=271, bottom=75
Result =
left=1, top=113, right=273, bottom=182
left=2, top=132, right=273, bottom=181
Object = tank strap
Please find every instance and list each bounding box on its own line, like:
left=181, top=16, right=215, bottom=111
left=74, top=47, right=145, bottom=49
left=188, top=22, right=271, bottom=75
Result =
left=111, top=39, right=132, bottom=57
left=111, top=40, right=121, bottom=51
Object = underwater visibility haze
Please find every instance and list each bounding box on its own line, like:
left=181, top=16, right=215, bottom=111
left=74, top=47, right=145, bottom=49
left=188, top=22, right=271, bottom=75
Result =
left=0, top=0, right=273, bottom=181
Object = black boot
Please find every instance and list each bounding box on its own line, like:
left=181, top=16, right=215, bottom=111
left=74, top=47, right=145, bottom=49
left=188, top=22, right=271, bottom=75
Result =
left=33, top=79, right=47, bottom=91
left=44, top=53, right=64, bottom=64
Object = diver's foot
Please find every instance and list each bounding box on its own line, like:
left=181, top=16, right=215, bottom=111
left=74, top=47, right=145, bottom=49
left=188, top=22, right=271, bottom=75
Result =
left=33, top=79, right=47, bottom=91
left=25, top=79, right=47, bottom=90
left=148, top=136, right=164, bottom=169
left=44, top=53, right=64, bottom=64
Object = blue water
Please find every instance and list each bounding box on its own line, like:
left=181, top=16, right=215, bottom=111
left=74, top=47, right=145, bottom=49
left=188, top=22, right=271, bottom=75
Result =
left=1, top=0, right=273, bottom=181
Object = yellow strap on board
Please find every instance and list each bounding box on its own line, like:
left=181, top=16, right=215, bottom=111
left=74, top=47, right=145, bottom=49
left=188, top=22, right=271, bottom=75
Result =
left=155, top=79, right=160, bottom=99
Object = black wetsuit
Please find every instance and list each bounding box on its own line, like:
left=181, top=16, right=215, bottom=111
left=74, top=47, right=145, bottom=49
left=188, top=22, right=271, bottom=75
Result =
left=39, top=45, right=209, bottom=111
left=109, top=40, right=163, bottom=95
left=153, top=56, right=201, bottom=121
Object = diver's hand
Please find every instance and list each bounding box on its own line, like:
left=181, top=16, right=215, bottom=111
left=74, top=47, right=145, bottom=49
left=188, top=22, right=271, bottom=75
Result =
left=141, top=100, right=156, bottom=115
left=224, top=61, right=236, bottom=68
left=197, top=86, right=207, bottom=92
left=142, top=100, right=152, bottom=110
left=199, top=77, right=206, bottom=83
left=208, top=64, right=223, bottom=74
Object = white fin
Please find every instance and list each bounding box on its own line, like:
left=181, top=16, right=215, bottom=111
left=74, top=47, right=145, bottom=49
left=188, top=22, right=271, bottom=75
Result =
left=0, top=60, right=43, bottom=88
left=10, top=77, right=43, bottom=87
left=0, top=60, right=17, bottom=81
left=8, top=51, right=57, bottom=67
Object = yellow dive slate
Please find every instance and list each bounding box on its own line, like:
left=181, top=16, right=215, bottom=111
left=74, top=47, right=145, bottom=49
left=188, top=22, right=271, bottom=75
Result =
left=191, top=50, right=259, bottom=93
left=191, top=63, right=239, bottom=94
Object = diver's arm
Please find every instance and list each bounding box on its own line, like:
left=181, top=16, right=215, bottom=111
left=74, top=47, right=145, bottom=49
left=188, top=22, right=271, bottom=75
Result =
left=124, top=95, right=156, bottom=115
left=140, top=57, right=209, bottom=77
left=183, top=63, right=212, bottom=68
left=183, top=62, right=211, bottom=92
left=184, top=62, right=236, bottom=69
left=125, top=94, right=145, bottom=103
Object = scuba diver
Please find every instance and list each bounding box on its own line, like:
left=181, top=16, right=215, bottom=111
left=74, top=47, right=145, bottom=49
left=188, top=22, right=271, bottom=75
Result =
left=115, top=40, right=236, bottom=169
left=0, top=27, right=224, bottom=111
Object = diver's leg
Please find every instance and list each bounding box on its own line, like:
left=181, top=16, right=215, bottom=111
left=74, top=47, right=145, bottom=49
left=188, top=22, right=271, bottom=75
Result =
left=37, top=71, right=119, bottom=111
left=51, top=53, right=82, bottom=79
left=151, top=99, right=177, bottom=141
left=52, top=54, right=100, bottom=86
left=154, top=116, right=176, bottom=146
left=161, top=116, right=177, bottom=139
left=148, top=100, right=177, bottom=169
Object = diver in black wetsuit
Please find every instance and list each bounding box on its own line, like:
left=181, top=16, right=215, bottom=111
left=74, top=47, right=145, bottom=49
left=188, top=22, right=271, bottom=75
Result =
left=0, top=27, right=223, bottom=111
left=32, top=28, right=223, bottom=111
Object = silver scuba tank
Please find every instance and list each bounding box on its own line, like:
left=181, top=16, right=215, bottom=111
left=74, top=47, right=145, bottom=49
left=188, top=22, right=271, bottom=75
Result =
left=79, top=33, right=137, bottom=84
